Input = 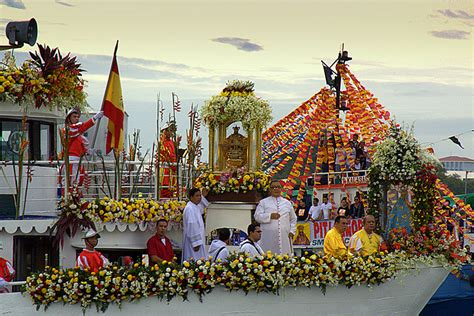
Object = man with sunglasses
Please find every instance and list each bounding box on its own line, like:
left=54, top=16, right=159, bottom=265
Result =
left=240, top=224, right=264, bottom=257
left=255, top=179, right=297, bottom=255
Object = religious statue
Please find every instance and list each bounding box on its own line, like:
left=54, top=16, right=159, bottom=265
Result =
left=293, top=225, right=311, bottom=245
left=159, top=121, right=177, bottom=198
left=221, top=126, right=247, bottom=169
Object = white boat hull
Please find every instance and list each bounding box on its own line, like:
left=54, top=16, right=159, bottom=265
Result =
left=0, top=263, right=448, bottom=315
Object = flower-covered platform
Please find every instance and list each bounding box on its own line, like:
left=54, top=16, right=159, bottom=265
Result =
left=1, top=261, right=448, bottom=315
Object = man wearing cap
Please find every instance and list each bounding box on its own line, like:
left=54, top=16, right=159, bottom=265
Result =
left=65, top=108, right=103, bottom=158
left=63, top=108, right=103, bottom=187
left=76, top=229, right=109, bottom=273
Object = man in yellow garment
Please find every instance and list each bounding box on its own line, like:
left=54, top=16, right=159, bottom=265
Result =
left=324, top=215, right=348, bottom=258
left=348, top=215, right=382, bottom=256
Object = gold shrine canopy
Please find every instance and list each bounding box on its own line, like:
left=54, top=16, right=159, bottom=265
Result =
left=201, top=80, right=272, bottom=171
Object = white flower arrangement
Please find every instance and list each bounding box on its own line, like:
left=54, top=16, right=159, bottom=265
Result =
left=201, top=80, right=272, bottom=130
left=370, top=124, right=420, bottom=185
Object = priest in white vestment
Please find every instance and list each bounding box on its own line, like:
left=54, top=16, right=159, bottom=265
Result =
left=254, top=180, right=297, bottom=255
left=182, top=188, right=209, bottom=262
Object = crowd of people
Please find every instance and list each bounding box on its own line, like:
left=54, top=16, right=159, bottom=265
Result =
left=295, top=193, right=366, bottom=221
left=70, top=180, right=380, bottom=273
left=317, top=132, right=371, bottom=185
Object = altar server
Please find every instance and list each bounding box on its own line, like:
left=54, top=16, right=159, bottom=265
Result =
left=182, top=188, right=209, bottom=262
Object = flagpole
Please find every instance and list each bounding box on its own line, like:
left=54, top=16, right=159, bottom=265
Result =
left=172, top=93, right=180, bottom=199
left=91, top=40, right=120, bottom=151
left=156, top=93, right=161, bottom=200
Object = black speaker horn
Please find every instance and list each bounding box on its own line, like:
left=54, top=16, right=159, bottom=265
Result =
left=6, top=18, right=38, bottom=47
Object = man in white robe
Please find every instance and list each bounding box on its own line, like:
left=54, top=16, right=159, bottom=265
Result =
left=254, top=180, right=297, bottom=255
left=182, top=188, right=209, bottom=262
left=239, top=223, right=264, bottom=257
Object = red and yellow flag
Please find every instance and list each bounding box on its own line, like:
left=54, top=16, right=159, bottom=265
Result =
left=103, top=41, right=124, bottom=154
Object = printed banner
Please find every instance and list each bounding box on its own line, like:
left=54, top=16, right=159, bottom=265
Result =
left=464, top=233, right=474, bottom=253
left=293, top=219, right=363, bottom=248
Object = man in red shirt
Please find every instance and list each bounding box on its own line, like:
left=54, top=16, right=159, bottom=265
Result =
left=147, top=219, right=175, bottom=264
left=76, top=229, right=109, bottom=273
left=0, top=257, right=15, bottom=293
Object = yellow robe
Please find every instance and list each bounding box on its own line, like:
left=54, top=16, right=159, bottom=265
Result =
left=348, top=229, right=382, bottom=257
left=323, top=227, right=347, bottom=258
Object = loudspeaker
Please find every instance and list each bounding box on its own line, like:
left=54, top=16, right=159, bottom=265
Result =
left=6, top=18, right=37, bottom=47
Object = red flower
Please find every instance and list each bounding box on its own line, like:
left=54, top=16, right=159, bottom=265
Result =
left=198, top=272, right=204, bottom=279
left=393, top=243, right=401, bottom=250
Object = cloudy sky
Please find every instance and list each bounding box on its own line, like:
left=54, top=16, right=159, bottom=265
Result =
left=1, top=0, right=473, bottom=159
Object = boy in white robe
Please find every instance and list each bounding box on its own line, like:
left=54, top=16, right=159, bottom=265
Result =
left=182, top=188, right=209, bottom=262
left=208, top=228, right=231, bottom=262
left=254, top=180, right=297, bottom=255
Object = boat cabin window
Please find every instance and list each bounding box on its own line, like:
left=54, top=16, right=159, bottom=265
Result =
left=0, top=118, right=55, bottom=161
left=0, top=120, right=26, bottom=161
left=40, top=124, right=52, bottom=160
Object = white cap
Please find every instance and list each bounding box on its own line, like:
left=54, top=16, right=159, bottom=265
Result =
left=66, top=107, right=81, bottom=121
left=82, top=228, right=101, bottom=239
left=161, top=120, right=176, bottom=131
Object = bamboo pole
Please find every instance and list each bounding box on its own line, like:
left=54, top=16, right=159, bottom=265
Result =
left=155, top=94, right=161, bottom=200
left=172, top=93, right=180, bottom=199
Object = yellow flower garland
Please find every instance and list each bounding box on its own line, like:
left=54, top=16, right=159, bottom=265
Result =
left=88, top=197, right=186, bottom=224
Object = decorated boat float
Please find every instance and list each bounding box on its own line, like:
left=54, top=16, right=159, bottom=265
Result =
left=0, top=47, right=472, bottom=315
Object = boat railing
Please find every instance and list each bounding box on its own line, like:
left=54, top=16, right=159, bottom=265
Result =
left=6, top=281, right=26, bottom=286
left=0, top=160, right=193, bottom=215
left=311, top=169, right=368, bottom=186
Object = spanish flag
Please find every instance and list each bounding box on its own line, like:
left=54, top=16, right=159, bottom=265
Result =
left=103, top=41, right=124, bottom=154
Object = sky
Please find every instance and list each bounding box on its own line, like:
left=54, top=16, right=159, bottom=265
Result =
left=1, top=0, right=473, bottom=160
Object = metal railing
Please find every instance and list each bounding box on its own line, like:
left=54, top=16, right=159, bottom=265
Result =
left=0, top=160, right=194, bottom=214
left=311, top=170, right=368, bottom=186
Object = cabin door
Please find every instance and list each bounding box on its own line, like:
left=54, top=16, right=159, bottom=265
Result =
left=13, top=235, right=59, bottom=282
